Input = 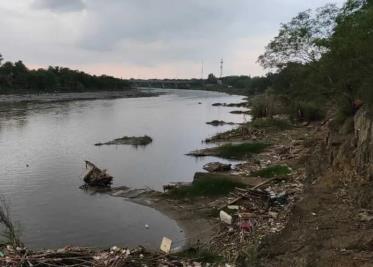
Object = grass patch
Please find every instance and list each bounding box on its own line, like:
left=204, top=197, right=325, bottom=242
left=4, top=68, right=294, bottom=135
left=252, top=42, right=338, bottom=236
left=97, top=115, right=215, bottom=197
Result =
left=167, top=176, right=245, bottom=199
left=251, top=118, right=292, bottom=131
left=215, top=142, right=270, bottom=160
left=251, top=165, right=291, bottom=178
left=177, top=248, right=224, bottom=263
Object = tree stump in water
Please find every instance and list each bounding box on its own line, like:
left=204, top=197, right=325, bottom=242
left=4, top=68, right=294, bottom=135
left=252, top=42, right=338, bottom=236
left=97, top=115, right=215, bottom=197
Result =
left=83, top=160, right=113, bottom=187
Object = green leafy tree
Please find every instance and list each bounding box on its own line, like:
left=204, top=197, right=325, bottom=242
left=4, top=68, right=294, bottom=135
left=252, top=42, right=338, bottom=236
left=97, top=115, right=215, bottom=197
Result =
left=258, top=4, right=340, bottom=70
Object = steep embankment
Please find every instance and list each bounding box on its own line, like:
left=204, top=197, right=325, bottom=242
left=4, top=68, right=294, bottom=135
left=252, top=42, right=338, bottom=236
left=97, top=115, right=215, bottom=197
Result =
left=259, top=108, right=373, bottom=266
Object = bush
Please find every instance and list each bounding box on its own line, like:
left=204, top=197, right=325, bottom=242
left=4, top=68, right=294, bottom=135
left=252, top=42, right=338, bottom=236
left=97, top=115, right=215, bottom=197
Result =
left=167, top=176, right=245, bottom=198
left=251, top=165, right=291, bottom=178
left=216, top=142, right=270, bottom=160
left=290, top=101, right=325, bottom=122
left=251, top=118, right=292, bottom=131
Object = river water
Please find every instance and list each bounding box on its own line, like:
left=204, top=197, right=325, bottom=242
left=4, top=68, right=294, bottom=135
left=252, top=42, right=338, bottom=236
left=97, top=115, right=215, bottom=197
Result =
left=0, top=89, right=248, bottom=249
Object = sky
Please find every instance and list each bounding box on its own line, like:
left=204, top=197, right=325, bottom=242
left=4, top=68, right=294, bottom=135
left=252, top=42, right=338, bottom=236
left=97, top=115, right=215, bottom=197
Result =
left=0, top=0, right=346, bottom=79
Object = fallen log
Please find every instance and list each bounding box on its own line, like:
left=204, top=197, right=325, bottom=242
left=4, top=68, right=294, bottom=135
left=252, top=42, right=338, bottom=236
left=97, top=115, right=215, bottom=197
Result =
left=83, top=161, right=113, bottom=187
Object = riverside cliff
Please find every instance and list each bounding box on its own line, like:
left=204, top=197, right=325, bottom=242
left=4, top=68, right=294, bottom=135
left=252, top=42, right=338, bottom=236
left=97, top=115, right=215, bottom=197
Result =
left=259, top=108, right=373, bottom=266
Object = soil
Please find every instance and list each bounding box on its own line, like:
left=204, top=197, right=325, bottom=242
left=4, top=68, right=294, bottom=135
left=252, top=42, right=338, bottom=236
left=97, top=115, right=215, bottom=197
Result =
left=258, top=115, right=373, bottom=267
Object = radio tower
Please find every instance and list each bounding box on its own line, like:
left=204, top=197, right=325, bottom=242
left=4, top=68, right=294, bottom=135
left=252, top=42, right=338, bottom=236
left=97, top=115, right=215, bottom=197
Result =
left=220, top=58, right=224, bottom=78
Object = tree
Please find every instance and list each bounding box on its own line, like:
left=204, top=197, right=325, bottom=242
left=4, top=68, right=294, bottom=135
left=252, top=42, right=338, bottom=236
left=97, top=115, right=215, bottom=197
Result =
left=321, top=0, right=373, bottom=112
left=207, top=73, right=217, bottom=84
left=0, top=54, right=3, bottom=66
left=258, top=4, right=340, bottom=70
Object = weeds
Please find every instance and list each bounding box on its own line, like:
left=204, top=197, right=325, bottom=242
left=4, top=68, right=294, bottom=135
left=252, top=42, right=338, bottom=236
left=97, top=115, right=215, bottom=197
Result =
left=215, top=142, right=270, bottom=160
left=166, top=176, right=245, bottom=198
left=177, top=248, right=224, bottom=263
left=251, top=118, right=292, bottom=131
left=251, top=165, right=291, bottom=178
left=0, top=196, right=22, bottom=247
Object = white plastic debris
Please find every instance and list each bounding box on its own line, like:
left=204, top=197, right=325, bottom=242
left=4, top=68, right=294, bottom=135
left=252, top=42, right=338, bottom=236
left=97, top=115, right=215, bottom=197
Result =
left=160, top=237, right=173, bottom=254
left=219, top=210, right=233, bottom=225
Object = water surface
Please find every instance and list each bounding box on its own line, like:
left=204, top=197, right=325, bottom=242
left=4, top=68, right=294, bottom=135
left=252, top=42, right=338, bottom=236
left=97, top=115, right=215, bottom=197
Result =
left=0, top=89, right=248, bottom=249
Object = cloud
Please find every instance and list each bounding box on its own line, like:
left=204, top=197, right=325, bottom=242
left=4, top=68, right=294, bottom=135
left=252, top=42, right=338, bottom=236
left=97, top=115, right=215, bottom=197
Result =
left=0, top=0, right=347, bottom=79
left=32, top=0, right=85, bottom=13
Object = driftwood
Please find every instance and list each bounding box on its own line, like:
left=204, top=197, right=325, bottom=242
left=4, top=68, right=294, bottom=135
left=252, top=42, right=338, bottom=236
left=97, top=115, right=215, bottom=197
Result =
left=83, top=161, right=113, bottom=187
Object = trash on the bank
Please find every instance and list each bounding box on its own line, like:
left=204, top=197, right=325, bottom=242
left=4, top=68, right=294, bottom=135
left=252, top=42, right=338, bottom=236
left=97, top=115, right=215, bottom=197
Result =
left=220, top=210, right=233, bottom=225
left=269, top=190, right=288, bottom=205
left=239, top=219, right=254, bottom=232
left=160, top=237, right=172, bottom=254
left=145, top=224, right=149, bottom=229
left=227, top=205, right=239, bottom=210
left=268, top=211, right=279, bottom=218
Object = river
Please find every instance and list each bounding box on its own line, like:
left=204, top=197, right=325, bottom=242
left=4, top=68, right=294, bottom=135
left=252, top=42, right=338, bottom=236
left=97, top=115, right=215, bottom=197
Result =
left=0, top=89, right=249, bottom=249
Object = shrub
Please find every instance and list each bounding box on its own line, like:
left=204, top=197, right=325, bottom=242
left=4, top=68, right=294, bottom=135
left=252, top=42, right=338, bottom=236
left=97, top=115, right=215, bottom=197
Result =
left=216, top=142, right=270, bottom=160
left=290, top=101, right=325, bottom=122
left=251, top=165, right=291, bottom=178
left=167, top=176, right=245, bottom=198
left=251, top=118, right=292, bottom=131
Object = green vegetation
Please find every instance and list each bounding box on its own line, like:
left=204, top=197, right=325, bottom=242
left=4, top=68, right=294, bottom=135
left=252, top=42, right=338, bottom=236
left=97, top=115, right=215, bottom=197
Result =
left=215, top=142, right=270, bottom=160
left=257, top=0, right=373, bottom=122
left=0, top=58, right=130, bottom=94
left=177, top=248, right=224, bottom=264
left=166, top=176, right=245, bottom=198
left=251, top=165, right=291, bottom=178
left=251, top=118, right=292, bottom=131
left=0, top=196, right=22, bottom=247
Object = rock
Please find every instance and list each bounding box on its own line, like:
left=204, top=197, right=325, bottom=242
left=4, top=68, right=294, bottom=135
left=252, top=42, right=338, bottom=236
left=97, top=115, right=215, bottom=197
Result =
left=95, top=135, right=152, bottom=147
left=359, top=212, right=373, bottom=222
left=206, top=120, right=235, bottom=126
left=220, top=210, right=233, bottom=225
left=230, top=110, right=250, bottom=115
left=268, top=211, right=278, bottom=218
left=203, top=162, right=232, bottom=172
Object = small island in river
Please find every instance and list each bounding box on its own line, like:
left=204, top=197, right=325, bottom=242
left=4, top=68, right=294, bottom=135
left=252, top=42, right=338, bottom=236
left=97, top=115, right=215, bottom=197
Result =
left=94, top=135, right=153, bottom=147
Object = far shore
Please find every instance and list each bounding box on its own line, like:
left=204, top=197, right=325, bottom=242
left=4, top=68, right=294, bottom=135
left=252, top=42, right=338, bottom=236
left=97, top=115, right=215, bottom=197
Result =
left=0, top=89, right=160, bottom=104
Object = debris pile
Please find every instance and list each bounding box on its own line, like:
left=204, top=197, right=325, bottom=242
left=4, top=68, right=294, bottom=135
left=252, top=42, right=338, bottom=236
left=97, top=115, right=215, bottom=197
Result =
left=209, top=170, right=305, bottom=261
left=83, top=161, right=113, bottom=187
left=0, top=245, right=213, bottom=267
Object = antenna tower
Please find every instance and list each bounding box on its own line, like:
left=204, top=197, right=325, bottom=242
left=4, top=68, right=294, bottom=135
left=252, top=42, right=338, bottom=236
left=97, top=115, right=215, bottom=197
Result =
left=220, top=58, right=224, bottom=78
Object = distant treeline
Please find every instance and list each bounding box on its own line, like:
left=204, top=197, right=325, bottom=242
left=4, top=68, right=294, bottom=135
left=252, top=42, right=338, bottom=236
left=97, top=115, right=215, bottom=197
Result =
left=0, top=57, right=131, bottom=94
left=131, top=74, right=272, bottom=96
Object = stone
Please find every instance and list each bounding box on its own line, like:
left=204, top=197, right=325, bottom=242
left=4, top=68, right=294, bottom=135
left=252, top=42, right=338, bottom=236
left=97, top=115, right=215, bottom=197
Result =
left=203, top=162, right=232, bottom=172
left=220, top=210, right=233, bottom=225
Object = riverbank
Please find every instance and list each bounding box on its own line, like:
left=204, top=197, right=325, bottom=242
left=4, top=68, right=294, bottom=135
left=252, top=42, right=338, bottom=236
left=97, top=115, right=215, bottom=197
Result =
left=3, top=94, right=365, bottom=266
left=0, top=89, right=159, bottom=104
left=0, top=97, right=316, bottom=266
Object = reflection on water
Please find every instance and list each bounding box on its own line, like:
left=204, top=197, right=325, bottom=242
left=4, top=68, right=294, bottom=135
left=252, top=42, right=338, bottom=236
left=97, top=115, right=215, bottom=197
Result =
left=0, top=89, right=248, bottom=249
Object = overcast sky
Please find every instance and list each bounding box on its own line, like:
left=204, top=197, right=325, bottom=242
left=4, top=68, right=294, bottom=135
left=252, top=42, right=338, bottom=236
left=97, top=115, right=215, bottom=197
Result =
left=0, top=0, right=345, bottom=79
